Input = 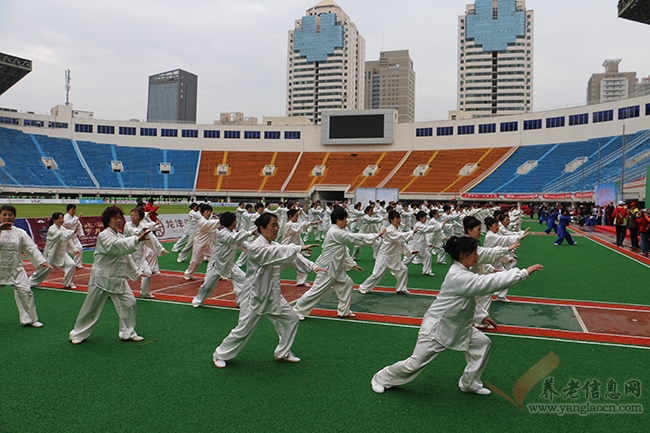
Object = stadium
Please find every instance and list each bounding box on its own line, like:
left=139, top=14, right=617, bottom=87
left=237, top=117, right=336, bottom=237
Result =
left=1, top=1, right=649, bottom=432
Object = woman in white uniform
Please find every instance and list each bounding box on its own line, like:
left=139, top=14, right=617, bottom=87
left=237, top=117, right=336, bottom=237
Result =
left=371, top=236, right=542, bottom=395
left=358, top=210, right=417, bottom=295
left=29, top=212, right=77, bottom=289
left=191, top=212, right=256, bottom=307
left=282, top=209, right=319, bottom=286
left=183, top=204, right=221, bottom=281
left=0, top=204, right=51, bottom=327
left=212, top=213, right=325, bottom=368
left=69, top=206, right=150, bottom=344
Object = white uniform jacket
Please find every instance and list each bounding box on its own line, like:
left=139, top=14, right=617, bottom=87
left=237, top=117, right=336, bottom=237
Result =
left=192, top=216, right=221, bottom=257
left=376, top=224, right=414, bottom=268
left=245, top=236, right=315, bottom=315
left=281, top=220, right=310, bottom=245
left=419, top=261, right=529, bottom=351
left=315, top=225, right=377, bottom=282
left=210, top=227, right=254, bottom=277
left=88, top=228, right=140, bottom=294
left=0, top=227, right=47, bottom=286
left=42, top=224, right=77, bottom=267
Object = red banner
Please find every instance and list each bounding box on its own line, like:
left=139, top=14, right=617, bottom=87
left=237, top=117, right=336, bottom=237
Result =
left=461, top=193, right=500, bottom=199
left=26, top=218, right=51, bottom=251
left=542, top=193, right=572, bottom=200
left=503, top=194, right=540, bottom=200
left=79, top=216, right=105, bottom=247
left=574, top=191, right=594, bottom=199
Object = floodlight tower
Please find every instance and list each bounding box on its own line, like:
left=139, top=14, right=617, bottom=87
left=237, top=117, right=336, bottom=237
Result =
left=65, top=69, right=71, bottom=106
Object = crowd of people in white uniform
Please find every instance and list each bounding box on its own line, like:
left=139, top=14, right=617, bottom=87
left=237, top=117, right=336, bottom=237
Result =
left=0, top=198, right=543, bottom=397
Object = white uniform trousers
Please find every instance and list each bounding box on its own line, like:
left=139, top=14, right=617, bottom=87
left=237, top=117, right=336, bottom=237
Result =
left=214, top=299, right=299, bottom=361
left=146, top=248, right=159, bottom=274
left=475, top=294, right=493, bottom=315
left=359, top=259, right=409, bottom=293
left=293, top=273, right=354, bottom=317
left=29, top=255, right=76, bottom=288
left=69, top=286, right=138, bottom=341
left=403, top=250, right=433, bottom=275
left=193, top=266, right=246, bottom=306
left=372, top=328, right=492, bottom=393
left=171, top=232, right=190, bottom=252
left=2, top=283, right=40, bottom=325
left=67, top=237, right=84, bottom=268
left=177, top=239, right=194, bottom=263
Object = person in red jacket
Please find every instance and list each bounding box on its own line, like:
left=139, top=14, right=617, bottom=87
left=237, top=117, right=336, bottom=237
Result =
left=611, top=201, right=629, bottom=247
left=145, top=198, right=159, bottom=223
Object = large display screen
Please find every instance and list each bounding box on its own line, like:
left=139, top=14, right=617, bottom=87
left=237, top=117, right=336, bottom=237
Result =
left=329, top=114, right=384, bottom=139
left=321, top=109, right=395, bottom=145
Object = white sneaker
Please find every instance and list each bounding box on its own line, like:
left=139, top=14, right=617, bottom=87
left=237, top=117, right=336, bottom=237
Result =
left=495, top=296, right=511, bottom=303
left=30, top=321, right=44, bottom=328
left=275, top=352, right=301, bottom=363
left=183, top=276, right=193, bottom=281
left=460, top=387, right=491, bottom=395
left=371, top=378, right=385, bottom=394
left=358, top=288, right=370, bottom=295
left=214, top=358, right=227, bottom=368
left=71, top=339, right=83, bottom=344
left=141, top=294, right=155, bottom=299
left=76, top=265, right=84, bottom=269
left=397, top=289, right=411, bottom=295
left=123, top=335, right=144, bottom=342
left=294, top=309, right=306, bottom=321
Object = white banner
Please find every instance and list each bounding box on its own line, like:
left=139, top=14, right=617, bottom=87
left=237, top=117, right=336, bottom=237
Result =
left=124, top=214, right=189, bottom=241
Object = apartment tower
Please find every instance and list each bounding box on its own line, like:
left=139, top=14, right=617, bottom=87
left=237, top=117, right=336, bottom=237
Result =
left=286, top=0, right=366, bottom=125
left=458, top=0, right=533, bottom=117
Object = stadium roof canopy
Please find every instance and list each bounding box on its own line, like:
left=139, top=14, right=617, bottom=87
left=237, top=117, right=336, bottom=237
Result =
left=618, top=0, right=650, bottom=25
left=0, top=52, right=32, bottom=97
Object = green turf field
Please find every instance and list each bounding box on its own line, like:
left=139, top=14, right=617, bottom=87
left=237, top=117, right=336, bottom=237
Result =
left=0, top=288, right=646, bottom=432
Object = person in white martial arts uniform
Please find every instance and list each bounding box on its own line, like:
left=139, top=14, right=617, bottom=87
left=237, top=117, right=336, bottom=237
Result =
left=177, top=203, right=203, bottom=263
left=293, top=206, right=384, bottom=320
left=0, top=205, right=52, bottom=327
left=303, top=201, right=324, bottom=242
left=235, top=202, right=247, bottom=231
left=402, top=211, right=445, bottom=276
left=273, top=201, right=289, bottom=241
left=234, top=203, right=264, bottom=268
left=281, top=209, right=319, bottom=286
left=183, top=204, right=221, bottom=281
left=69, top=206, right=151, bottom=344
left=484, top=216, right=528, bottom=303
left=212, top=213, right=325, bottom=368
left=191, top=212, right=257, bottom=307
left=124, top=207, right=168, bottom=298
left=498, top=213, right=528, bottom=238
left=351, top=206, right=384, bottom=260
left=371, top=236, right=543, bottom=395
left=172, top=202, right=199, bottom=253
left=29, top=212, right=77, bottom=289
left=63, top=204, right=85, bottom=269
left=463, top=216, right=521, bottom=328
left=358, top=210, right=418, bottom=295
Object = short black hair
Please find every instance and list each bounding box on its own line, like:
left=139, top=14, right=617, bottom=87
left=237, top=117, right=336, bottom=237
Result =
left=388, top=210, right=401, bottom=221
left=331, top=207, right=347, bottom=224
left=255, top=212, right=277, bottom=229
left=463, top=216, right=481, bottom=234
left=220, top=212, right=237, bottom=228
left=66, top=204, right=77, bottom=212
left=416, top=211, right=428, bottom=221
left=131, top=207, right=145, bottom=219
left=1, top=204, right=17, bottom=216
left=102, top=206, right=124, bottom=229
left=200, top=204, right=213, bottom=213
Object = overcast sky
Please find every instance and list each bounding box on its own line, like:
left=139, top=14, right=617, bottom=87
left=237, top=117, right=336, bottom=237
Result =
left=1, top=0, right=649, bottom=123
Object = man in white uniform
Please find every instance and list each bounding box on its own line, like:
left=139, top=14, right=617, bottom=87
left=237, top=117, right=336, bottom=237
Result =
left=183, top=204, right=221, bottom=281
left=63, top=204, right=85, bottom=269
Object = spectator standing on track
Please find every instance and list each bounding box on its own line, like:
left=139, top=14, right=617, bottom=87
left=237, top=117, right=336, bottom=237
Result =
left=370, top=236, right=543, bottom=396
left=0, top=204, right=52, bottom=328
left=212, top=213, right=324, bottom=368
left=637, top=209, right=649, bottom=256
left=29, top=212, right=77, bottom=290
left=627, top=202, right=640, bottom=251
left=612, top=201, right=629, bottom=247
left=68, top=206, right=150, bottom=344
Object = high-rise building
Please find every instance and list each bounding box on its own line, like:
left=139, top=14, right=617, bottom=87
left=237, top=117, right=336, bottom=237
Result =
left=286, top=0, right=366, bottom=125
left=586, top=60, right=636, bottom=105
left=146, top=69, right=197, bottom=123
left=458, top=0, right=533, bottom=117
left=364, top=50, right=415, bottom=123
